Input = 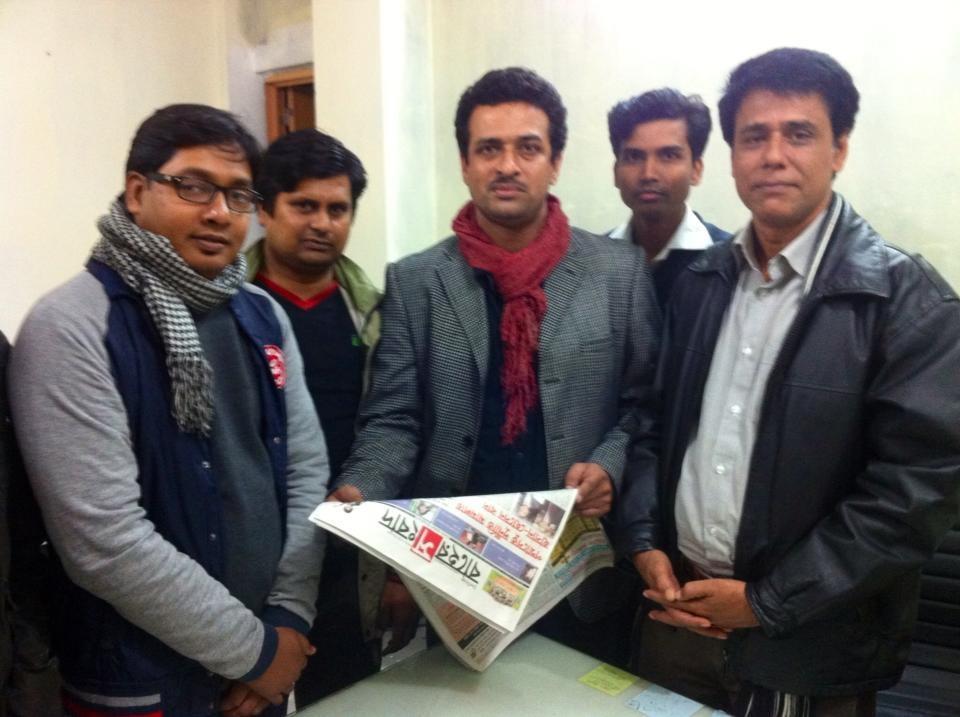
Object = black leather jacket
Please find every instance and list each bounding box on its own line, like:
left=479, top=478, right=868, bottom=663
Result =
left=621, top=195, right=960, bottom=695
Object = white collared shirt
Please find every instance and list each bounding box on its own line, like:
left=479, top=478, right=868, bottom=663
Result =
left=609, top=204, right=713, bottom=263
left=674, top=206, right=832, bottom=577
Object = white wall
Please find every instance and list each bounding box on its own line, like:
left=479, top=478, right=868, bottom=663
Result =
left=0, top=0, right=231, bottom=336
left=311, top=0, right=390, bottom=281
left=311, top=0, right=437, bottom=287
left=380, top=0, right=437, bottom=261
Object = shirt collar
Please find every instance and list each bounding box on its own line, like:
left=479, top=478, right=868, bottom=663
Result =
left=610, top=204, right=714, bottom=263
left=733, top=206, right=828, bottom=281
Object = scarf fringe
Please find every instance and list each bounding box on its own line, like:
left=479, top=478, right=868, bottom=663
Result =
left=168, top=355, right=215, bottom=435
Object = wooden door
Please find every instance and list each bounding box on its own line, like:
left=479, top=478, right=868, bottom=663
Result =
left=265, top=66, right=315, bottom=141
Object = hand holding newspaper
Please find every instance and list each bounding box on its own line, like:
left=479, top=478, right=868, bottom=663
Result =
left=309, top=489, right=614, bottom=670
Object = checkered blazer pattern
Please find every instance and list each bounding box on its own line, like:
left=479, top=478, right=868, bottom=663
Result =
left=338, top=227, right=659, bottom=504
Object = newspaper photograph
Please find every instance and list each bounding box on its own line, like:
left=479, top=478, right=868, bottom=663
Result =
left=405, top=514, right=614, bottom=670
left=309, top=489, right=614, bottom=670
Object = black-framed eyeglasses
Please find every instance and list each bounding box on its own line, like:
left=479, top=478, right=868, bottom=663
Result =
left=146, top=173, right=262, bottom=213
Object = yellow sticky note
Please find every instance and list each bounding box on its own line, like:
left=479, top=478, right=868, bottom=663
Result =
left=578, top=663, right=637, bottom=696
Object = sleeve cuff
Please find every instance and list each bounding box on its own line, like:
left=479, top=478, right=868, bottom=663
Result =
left=745, top=580, right=792, bottom=638
left=261, top=605, right=311, bottom=635
left=621, top=533, right=658, bottom=557
left=239, top=623, right=278, bottom=682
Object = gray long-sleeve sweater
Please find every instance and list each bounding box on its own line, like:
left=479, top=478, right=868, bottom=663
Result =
left=7, top=271, right=329, bottom=680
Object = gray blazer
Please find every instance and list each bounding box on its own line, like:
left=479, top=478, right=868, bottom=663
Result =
left=338, top=227, right=659, bottom=506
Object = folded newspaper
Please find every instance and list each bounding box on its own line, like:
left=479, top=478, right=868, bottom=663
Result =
left=309, top=489, right=614, bottom=671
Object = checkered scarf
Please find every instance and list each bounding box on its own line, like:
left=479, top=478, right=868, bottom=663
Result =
left=90, top=199, right=247, bottom=436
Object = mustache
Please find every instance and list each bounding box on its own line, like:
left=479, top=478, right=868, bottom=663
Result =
left=489, top=178, right=526, bottom=191
left=635, top=181, right=665, bottom=193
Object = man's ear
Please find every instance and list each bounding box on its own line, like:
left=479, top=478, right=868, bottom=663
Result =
left=549, top=152, right=564, bottom=185
left=832, top=133, right=850, bottom=175
left=124, top=172, right=147, bottom=218
left=690, top=158, right=704, bottom=187
left=257, top=205, right=271, bottom=227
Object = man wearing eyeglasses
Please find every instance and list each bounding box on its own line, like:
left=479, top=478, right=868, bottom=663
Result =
left=9, top=104, right=328, bottom=717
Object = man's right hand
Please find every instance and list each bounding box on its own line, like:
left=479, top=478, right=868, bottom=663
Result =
left=245, top=626, right=315, bottom=705
left=327, top=484, right=363, bottom=503
left=633, top=549, right=681, bottom=599
left=378, top=578, right=420, bottom=655
left=632, top=549, right=729, bottom=640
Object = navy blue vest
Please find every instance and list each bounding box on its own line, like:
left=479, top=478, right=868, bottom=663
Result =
left=60, top=261, right=289, bottom=705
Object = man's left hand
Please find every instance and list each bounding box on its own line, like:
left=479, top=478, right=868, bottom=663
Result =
left=563, top=463, right=613, bottom=517
left=671, top=578, right=760, bottom=630
left=327, top=484, right=363, bottom=503
left=220, top=681, right=271, bottom=717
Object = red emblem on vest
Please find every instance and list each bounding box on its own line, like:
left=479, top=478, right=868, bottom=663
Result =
left=264, top=345, right=286, bottom=389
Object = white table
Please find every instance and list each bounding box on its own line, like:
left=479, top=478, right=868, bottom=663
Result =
left=296, top=633, right=717, bottom=716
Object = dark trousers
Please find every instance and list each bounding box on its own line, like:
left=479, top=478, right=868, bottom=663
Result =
left=532, top=596, right=635, bottom=670
left=294, top=539, right=380, bottom=707
left=635, top=617, right=876, bottom=717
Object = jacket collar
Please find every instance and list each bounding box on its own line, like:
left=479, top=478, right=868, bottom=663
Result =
left=333, top=254, right=382, bottom=316
left=540, top=229, right=586, bottom=352
left=243, top=238, right=382, bottom=316
left=438, top=237, right=488, bottom=376
left=688, top=194, right=891, bottom=299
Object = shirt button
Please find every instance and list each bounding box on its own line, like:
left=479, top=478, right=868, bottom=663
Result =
left=273, top=436, right=282, bottom=444
left=730, top=404, right=742, bottom=415
left=708, top=526, right=719, bottom=536
left=200, top=460, right=211, bottom=470
left=209, top=532, right=217, bottom=541
left=741, top=346, right=753, bottom=357
left=714, top=464, right=726, bottom=475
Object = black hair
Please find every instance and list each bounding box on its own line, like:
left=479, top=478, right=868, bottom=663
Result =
left=718, top=47, right=860, bottom=145
left=125, top=104, right=261, bottom=178
left=607, top=88, right=712, bottom=160
left=454, top=67, right=567, bottom=160
left=255, top=129, right=367, bottom=214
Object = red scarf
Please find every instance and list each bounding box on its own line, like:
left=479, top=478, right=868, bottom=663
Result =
left=453, top=195, right=570, bottom=445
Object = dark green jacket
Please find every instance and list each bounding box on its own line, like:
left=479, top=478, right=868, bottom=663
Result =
left=244, top=240, right=381, bottom=352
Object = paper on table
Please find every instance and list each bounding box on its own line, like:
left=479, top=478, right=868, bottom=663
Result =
left=626, top=684, right=703, bottom=717
left=578, top=663, right=637, bottom=696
